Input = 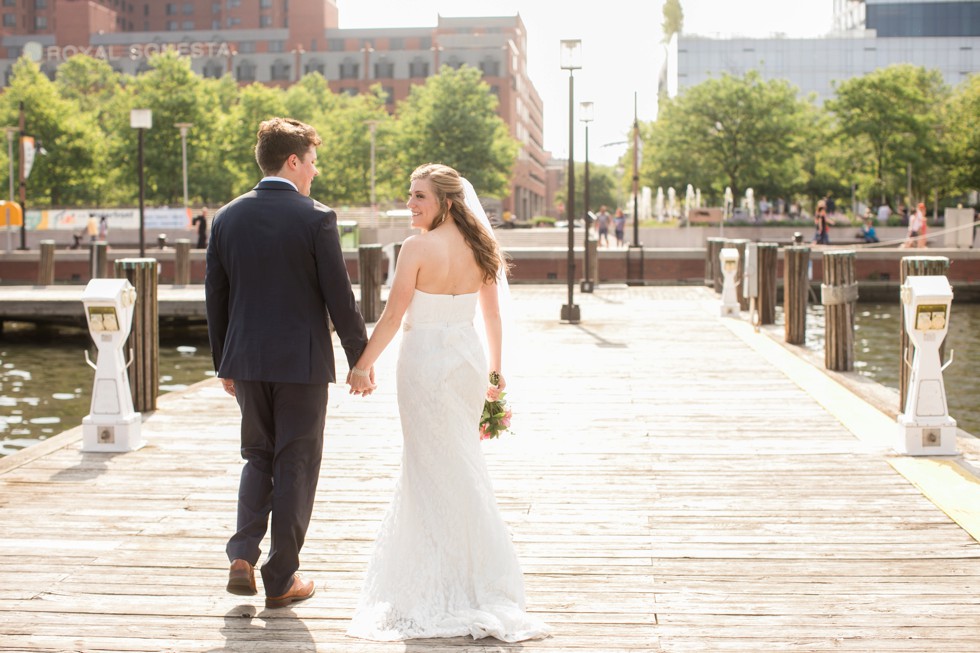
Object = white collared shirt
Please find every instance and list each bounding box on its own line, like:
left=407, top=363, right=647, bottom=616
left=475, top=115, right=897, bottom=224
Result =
left=260, top=176, right=298, bottom=192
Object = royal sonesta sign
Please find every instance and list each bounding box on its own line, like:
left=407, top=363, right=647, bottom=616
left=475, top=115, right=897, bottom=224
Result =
left=40, top=41, right=233, bottom=62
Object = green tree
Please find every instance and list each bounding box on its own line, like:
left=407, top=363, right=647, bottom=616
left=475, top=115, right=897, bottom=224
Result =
left=662, top=0, right=684, bottom=42
left=795, top=105, right=852, bottom=212
left=310, top=84, right=391, bottom=205
left=284, top=72, right=335, bottom=125
left=192, top=74, right=251, bottom=206
left=826, top=64, right=948, bottom=205
left=641, top=72, right=813, bottom=204
left=554, top=164, right=619, bottom=217
left=119, top=51, right=214, bottom=206
left=393, top=65, right=518, bottom=198
left=942, top=73, right=980, bottom=196
left=219, top=81, right=288, bottom=196
left=0, top=57, right=106, bottom=207
left=55, top=55, right=123, bottom=128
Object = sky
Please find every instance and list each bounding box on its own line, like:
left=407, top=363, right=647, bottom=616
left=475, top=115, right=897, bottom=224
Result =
left=337, top=0, right=836, bottom=166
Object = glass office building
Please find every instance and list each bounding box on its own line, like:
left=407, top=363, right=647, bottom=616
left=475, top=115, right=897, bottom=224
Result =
left=665, top=0, right=980, bottom=105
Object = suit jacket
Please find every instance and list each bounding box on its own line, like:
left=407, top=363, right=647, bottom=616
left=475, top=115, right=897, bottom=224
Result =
left=205, top=180, right=367, bottom=385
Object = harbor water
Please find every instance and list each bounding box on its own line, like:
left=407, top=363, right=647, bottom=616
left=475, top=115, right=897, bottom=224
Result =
left=0, top=323, right=215, bottom=456
left=0, top=302, right=977, bottom=457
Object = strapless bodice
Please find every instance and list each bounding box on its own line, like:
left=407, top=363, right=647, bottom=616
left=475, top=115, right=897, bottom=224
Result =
left=403, top=289, right=478, bottom=329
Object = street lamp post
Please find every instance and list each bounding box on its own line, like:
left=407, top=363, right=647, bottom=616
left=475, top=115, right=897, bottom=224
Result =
left=175, top=122, right=192, bottom=215
left=365, top=120, right=377, bottom=208
left=626, top=92, right=644, bottom=286
left=5, top=127, right=15, bottom=253
left=579, top=101, right=594, bottom=293
left=131, top=109, right=152, bottom=257
left=17, top=101, right=26, bottom=250
left=560, top=39, right=582, bottom=324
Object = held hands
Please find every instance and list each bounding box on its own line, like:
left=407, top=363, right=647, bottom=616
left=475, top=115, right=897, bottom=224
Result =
left=347, top=365, right=377, bottom=396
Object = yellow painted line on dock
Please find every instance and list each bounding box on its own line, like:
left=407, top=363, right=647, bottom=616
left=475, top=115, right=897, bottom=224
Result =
left=720, top=311, right=980, bottom=544
left=889, top=456, right=980, bottom=542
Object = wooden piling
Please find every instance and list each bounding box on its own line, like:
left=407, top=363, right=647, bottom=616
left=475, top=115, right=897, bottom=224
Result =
left=727, top=239, right=750, bottom=310
left=114, top=258, right=158, bottom=412
left=358, top=244, right=383, bottom=322
left=173, top=239, right=191, bottom=287
left=899, top=256, right=950, bottom=413
left=757, top=242, right=779, bottom=325
left=89, top=241, right=108, bottom=280
left=821, top=250, right=857, bottom=371
left=37, top=240, right=56, bottom=286
left=586, top=237, right=599, bottom=288
left=783, top=246, right=810, bottom=345
left=706, top=237, right=725, bottom=291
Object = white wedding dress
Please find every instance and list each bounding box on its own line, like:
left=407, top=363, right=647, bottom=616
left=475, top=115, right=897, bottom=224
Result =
left=347, top=289, right=550, bottom=643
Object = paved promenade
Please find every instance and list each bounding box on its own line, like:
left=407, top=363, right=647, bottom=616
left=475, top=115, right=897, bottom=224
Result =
left=0, top=285, right=979, bottom=652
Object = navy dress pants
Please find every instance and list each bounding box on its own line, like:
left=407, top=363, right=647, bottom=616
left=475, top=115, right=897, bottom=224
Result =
left=227, top=380, right=328, bottom=597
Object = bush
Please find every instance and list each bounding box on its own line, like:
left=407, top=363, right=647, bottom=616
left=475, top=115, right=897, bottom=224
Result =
left=532, top=216, right=556, bottom=227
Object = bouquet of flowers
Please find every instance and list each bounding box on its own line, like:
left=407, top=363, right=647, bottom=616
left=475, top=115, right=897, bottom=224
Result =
left=479, top=371, right=512, bottom=440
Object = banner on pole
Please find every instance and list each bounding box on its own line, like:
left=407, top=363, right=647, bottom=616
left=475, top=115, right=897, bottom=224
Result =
left=22, top=136, right=35, bottom=179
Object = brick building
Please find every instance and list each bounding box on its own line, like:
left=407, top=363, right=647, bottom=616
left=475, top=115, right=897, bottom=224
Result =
left=0, top=0, right=549, bottom=217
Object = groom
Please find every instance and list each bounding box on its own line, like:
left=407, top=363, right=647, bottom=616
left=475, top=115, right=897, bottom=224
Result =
left=205, top=117, right=368, bottom=608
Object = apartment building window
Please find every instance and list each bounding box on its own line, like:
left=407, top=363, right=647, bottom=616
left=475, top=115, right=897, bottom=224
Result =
left=211, top=20, right=219, bottom=29
left=341, top=88, right=358, bottom=96
left=260, top=0, right=272, bottom=7
left=389, top=38, right=403, bottom=49
left=260, top=15, right=272, bottom=27
left=203, top=60, right=224, bottom=78
left=409, top=58, right=428, bottom=77
left=304, top=60, right=324, bottom=75
left=374, top=60, right=394, bottom=78
left=2, top=14, right=14, bottom=27
left=227, top=0, right=240, bottom=8
left=183, top=2, right=193, bottom=14
left=166, top=3, right=177, bottom=15
left=268, top=40, right=284, bottom=53
left=445, top=56, right=463, bottom=70
left=328, top=39, right=344, bottom=52
left=270, top=60, right=290, bottom=81
left=238, top=41, right=255, bottom=53
left=212, top=2, right=220, bottom=13
left=182, top=20, right=194, bottom=29
left=35, top=15, right=47, bottom=29
left=3, top=0, right=15, bottom=6
left=35, top=0, right=47, bottom=8
left=339, top=59, right=359, bottom=80
left=236, top=60, right=256, bottom=81
left=166, top=20, right=177, bottom=30
left=479, top=57, right=500, bottom=77
left=226, top=17, right=240, bottom=27
left=382, top=86, right=394, bottom=105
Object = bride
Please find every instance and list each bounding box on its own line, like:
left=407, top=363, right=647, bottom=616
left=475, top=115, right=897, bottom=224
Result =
left=345, top=163, right=550, bottom=642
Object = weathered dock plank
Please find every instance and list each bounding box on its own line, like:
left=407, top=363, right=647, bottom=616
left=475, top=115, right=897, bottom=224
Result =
left=0, top=285, right=978, bottom=652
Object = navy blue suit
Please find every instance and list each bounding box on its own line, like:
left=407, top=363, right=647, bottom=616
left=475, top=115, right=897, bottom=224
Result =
left=205, top=179, right=367, bottom=596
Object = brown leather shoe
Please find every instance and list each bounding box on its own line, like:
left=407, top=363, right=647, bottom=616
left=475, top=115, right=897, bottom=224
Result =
left=265, top=574, right=315, bottom=608
left=226, top=559, right=257, bottom=596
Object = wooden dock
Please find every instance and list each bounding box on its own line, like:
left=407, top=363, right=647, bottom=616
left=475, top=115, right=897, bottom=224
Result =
left=1, top=285, right=979, bottom=652
left=0, top=285, right=207, bottom=327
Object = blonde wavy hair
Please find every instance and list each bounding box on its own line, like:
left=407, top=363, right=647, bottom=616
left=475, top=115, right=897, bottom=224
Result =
left=410, top=163, right=507, bottom=285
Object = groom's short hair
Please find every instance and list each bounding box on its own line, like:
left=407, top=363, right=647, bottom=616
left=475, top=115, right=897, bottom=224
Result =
left=255, top=117, right=322, bottom=176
